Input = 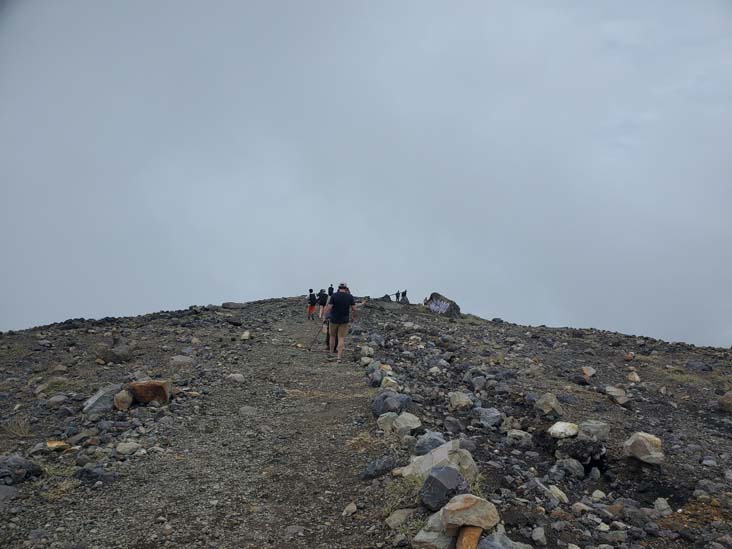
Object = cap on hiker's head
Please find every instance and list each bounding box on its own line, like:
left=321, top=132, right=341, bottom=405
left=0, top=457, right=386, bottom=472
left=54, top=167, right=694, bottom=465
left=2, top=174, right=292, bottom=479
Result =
left=338, top=282, right=348, bottom=289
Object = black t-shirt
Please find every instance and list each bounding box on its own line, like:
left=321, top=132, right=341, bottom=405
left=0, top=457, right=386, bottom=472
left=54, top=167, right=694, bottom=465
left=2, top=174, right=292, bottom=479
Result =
left=329, top=291, right=355, bottom=324
left=317, top=292, right=328, bottom=306
left=328, top=286, right=334, bottom=296
left=308, top=293, right=317, bottom=305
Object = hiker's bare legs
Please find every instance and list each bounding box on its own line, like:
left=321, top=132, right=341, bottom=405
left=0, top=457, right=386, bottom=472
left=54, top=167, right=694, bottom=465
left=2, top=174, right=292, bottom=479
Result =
left=336, top=336, right=345, bottom=361
left=329, top=333, right=337, bottom=354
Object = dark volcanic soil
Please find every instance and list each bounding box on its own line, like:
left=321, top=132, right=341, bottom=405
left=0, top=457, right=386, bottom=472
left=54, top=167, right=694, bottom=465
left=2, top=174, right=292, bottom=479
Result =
left=1, top=297, right=732, bottom=548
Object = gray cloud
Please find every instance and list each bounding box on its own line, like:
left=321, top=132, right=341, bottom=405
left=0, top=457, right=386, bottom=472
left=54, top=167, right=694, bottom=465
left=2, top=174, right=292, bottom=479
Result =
left=2, top=1, right=731, bottom=347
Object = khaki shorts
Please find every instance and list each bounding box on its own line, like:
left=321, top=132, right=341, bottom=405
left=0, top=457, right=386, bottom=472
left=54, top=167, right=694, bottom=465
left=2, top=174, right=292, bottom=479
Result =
left=329, top=322, right=349, bottom=338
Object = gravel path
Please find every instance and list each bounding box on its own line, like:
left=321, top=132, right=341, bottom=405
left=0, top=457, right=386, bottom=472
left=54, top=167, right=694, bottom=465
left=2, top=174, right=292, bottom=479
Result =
left=2, top=305, right=387, bottom=548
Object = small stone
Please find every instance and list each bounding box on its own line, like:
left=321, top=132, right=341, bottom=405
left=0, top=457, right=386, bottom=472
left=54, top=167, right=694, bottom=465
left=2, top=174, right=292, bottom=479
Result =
left=116, top=441, right=142, bottom=456
left=448, top=392, right=472, bottom=411
left=226, top=373, right=245, bottom=383
left=170, top=355, right=194, bottom=366
left=506, top=429, right=533, bottom=448
left=240, top=331, right=251, bottom=340
left=377, top=412, right=399, bottom=433
left=581, top=366, right=596, bottom=378
left=548, top=422, right=579, bottom=439
left=238, top=406, right=257, bottom=416
left=627, top=371, right=641, bottom=383
left=342, top=502, right=357, bottom=517
left=591, top=489, right=606, bottom=502
left=113, top=390, right=134, bottom=411
left=719, top=391, right=732, bottom=413
left=605, top=385, right=630, bottom=405
left=360, top=456, right=396, bottom=480
left=623, top=432, right=664, bottom=464
left=535, top=393, right=563, bottom=418
left=381, top=377, right=401, bottom=391
left=47, top=394, right=68, bottom=408
left=531, top=526, right=547, bottom=546
left=415, top=431, right=447, bottom=455
left=386, top=508, right=417, bottom=530
left=578, top=420, right=610, bottom=441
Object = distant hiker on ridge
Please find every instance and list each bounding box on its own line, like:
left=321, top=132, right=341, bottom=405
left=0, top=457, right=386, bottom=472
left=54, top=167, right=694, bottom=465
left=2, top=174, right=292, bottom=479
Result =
left=323, top=282, right=356, bottom=363
left=401, top=289, right=407, bottom=302
left=307, top=289, right=317, bottom=320
left=328, top=284, right=334, bottom=297
left=395, top=291, right=401, bottom=301
left=317, top=288, right=328, bottom=319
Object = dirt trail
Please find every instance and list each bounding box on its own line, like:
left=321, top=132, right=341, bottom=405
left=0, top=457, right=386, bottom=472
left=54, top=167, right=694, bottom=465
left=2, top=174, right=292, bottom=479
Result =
left=3, top=309, right=387, bottom=548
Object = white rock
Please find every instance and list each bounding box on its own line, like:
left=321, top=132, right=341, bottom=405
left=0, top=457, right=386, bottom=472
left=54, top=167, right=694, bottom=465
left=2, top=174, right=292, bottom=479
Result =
left=226, top=373, right=245, bottom=383
left=447, top=391, right=472, bottom=411
left=548, top=421, right=579, bottom=439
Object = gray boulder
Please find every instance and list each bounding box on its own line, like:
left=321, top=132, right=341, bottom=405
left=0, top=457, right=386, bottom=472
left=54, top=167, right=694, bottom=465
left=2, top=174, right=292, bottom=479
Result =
left=82, top=383, right=123, bottom=415
left=425, top=292, right=461, bottom=318
left=419, top=466, right=470, bottom=511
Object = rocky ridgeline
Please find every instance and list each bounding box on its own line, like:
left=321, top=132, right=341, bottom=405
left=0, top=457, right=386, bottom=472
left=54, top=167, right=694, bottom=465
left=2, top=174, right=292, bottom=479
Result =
left=1, top=295, right=732, bottom=548
left=349, top=294, right=732, bottom=548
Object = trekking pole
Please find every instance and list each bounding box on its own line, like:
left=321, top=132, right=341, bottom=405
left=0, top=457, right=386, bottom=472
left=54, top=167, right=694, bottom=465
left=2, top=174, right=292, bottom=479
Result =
left=308, top=322, right=324, bottom=351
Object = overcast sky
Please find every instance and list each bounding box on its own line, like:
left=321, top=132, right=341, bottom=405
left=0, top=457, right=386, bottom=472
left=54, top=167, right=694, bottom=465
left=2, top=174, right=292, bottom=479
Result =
left=1, top=1, right=731, bottom=347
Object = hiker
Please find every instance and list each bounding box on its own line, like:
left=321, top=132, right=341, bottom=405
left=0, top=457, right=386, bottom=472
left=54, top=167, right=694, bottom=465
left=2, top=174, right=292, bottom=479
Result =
left=395, top=290, right=401, bottom=301
left=323, top=282, right=356, bottom=363
left=307, top=289, right=317, bottom=320
left=401, top=289, right=407, bottom=301
left=317, top=288, right=328, bottom=319
left=328, top=284, right=334, bottom=297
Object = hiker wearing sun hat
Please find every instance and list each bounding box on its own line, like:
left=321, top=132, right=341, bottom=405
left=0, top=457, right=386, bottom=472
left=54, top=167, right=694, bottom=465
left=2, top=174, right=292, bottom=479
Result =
left=323, top=282, right=356, bottom=363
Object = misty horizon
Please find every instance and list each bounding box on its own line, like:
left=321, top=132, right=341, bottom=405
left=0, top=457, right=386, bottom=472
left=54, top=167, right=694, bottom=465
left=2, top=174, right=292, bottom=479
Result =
left=2, top=1, right=731, bottom=348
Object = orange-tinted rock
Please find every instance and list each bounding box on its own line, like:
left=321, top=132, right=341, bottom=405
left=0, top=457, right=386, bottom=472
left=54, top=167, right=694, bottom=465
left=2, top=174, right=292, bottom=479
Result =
left=128, top=380, right=172, bottom=405
left=442, top=494, right=500, bottom=530
left=456, top=525, right=482, bottom=549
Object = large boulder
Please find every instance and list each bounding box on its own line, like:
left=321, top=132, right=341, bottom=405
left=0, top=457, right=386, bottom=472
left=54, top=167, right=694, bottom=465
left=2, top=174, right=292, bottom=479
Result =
left=425, top=292, right=461, bottom=318
left=128, top=380, right=172, bottom=405
left=398, top=440, right=478, bottom=483
left=83, top=383, right=123, bottom=415
left=419, top=466, right=470, bottom=511
left=624, top=432, right=664, bottom=464
left=442, top=494, right=500, bottom=530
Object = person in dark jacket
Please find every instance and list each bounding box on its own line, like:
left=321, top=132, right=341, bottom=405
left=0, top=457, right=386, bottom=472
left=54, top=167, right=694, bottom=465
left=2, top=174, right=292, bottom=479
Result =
left=328, top=284, right=334, bottom=297
left=323, top=282, right=356, bottom=363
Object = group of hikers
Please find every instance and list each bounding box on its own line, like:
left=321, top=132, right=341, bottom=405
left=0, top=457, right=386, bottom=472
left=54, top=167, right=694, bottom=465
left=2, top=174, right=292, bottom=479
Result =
left=306, top=283, right=356, bottom=363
